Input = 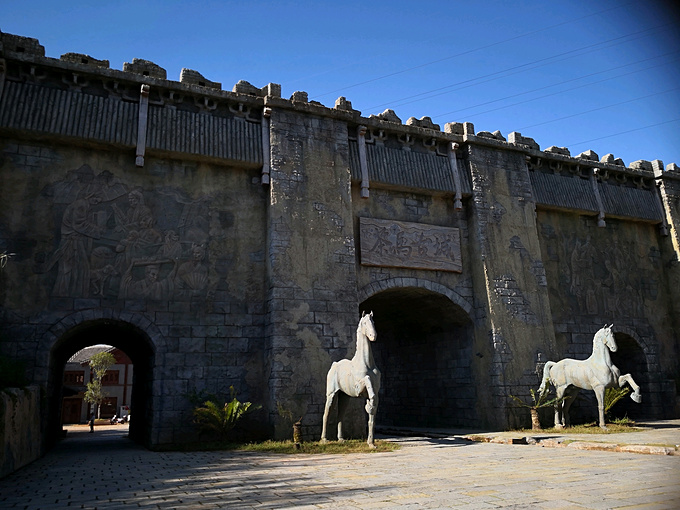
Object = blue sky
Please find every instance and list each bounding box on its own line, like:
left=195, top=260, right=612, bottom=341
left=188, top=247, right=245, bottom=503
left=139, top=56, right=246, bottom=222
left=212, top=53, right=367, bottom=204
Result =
left=2, top=0, right=679, bottom=168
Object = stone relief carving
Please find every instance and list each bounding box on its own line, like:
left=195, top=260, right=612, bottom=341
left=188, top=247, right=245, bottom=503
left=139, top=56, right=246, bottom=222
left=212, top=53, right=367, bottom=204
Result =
left=45, top=191, right=106, bottom=297
left=548, top=229, right=657, bottom=317
left=176, top=243, right=209, bottom=297
left=37, top=165, right=221, bottom=301
left=569, top=235, right=598, bottom=315
left=359, top=217, right=462, bottom=272
left=491, top=200, right=506, bottom=224
left=121, top=260, right=176, bottom=300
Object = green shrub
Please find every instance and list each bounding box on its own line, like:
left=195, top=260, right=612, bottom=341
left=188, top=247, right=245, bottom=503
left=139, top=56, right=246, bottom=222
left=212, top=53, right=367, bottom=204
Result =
left=509, top=388, right=567, bottom=431
left=604, top=386, right=630, bottom=420
left=193, top=386, right=261, bottom=440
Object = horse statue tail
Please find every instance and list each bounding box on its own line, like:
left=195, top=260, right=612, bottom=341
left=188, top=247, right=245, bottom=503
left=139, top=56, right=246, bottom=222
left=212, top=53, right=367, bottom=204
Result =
left=538, top=361, right=555, bottom=396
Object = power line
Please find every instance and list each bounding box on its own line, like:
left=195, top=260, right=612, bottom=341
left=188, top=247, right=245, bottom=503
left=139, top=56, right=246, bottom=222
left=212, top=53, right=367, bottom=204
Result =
left=437, top=53, right=679, bottom=121
left=312, top=1, right=636, bottom=100
left=368, top=23, right=671, bottom=113
left=565, top=118, right=680, bottom=151
left=518, top=87, right=680, bottom=131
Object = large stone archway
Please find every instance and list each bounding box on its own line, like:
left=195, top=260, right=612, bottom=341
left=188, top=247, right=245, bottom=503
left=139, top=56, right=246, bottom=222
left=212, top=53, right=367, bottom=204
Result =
left=45, top=317, right=158, bottom=448
left=360, top=284, right=474, bottom=429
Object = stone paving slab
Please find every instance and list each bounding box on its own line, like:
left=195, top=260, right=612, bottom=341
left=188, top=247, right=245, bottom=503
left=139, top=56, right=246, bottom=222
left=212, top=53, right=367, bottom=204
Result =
left=461, top=419, right=680, bottom=457
left=384, top=419, right=680, bottom=456
left=0, top=422, right=678, bottom=509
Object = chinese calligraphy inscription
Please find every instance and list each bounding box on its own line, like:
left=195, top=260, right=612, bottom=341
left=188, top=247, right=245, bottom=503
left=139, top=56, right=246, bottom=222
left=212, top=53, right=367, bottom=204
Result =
left=359, top=217, right=462, bottom=272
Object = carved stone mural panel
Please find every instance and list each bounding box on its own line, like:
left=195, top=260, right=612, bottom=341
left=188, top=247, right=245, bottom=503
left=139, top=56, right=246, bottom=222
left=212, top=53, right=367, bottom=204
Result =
left=563, top=232, right=656, bottom=317
left=35, top=164, right=220, bottom=301
left=359, top=217, right=462, bottom=272
left=537, top=212, right=661, bottom=321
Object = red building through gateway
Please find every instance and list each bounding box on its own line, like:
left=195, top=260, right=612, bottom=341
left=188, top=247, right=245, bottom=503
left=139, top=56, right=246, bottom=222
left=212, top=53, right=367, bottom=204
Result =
left=61, top=346, right=133, bottom=424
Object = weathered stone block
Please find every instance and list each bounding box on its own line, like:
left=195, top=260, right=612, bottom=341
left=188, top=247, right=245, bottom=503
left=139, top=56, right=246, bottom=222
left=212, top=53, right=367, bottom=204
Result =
left=184, top=353, right=212, bottom=367
left=122, top=58, right=167, bottom=79
left=60, top=53, right=109, bottom=68
left=228, top=338, right=249, bottom=353
left=508, top=132, right=539, bottom=150
left=179, top=68, right=221, bottom=89
left=179, top=338, right=206, bottom=353
left=232, top=80, right=260, bottom=95
left=1, top=33, right=44, bottom=56
left=290, top=91, right=308, bottom=102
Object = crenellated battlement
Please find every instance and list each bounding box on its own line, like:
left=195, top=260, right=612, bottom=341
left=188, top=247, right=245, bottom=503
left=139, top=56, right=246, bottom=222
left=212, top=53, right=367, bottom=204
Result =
left=0, top=33, right=45, bottom=57
left=1, top=31, right=675, bottom=177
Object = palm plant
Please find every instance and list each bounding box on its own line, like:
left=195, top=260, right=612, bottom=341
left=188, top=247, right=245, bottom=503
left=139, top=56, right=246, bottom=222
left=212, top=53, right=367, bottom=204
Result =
left=0, top=251, right=14, bottom=269
left=510, top=388, right=566, bottom=431
left=604, top=386, right=631, bottom=421
left=193, top=386, right=261, bottom=440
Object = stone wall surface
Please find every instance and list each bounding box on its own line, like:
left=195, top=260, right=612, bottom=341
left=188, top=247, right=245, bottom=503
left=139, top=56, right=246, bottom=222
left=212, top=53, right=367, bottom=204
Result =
left=0, top=32, right=678, bottom=455
left=0, top=386, right=41, bottom=479
left=0, top=133, right=269, bottom=445
left=265, top=108, right=361, bottom=439
left=465, top=142, right=558, bottom=429
left=655, top=164, right=680, bottom=342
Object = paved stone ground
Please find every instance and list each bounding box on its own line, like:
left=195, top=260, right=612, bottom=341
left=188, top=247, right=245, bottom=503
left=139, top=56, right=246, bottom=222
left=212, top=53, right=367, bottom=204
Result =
left=0, top=422, right=679, bottom=509
left=403, top=419, right=680, bottom=456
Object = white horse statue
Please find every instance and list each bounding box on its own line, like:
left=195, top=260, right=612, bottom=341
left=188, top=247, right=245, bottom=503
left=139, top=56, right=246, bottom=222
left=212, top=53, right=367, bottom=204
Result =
left=539, top=324, right=642, bottom=429
left=321, top=311, right=381, bottom=448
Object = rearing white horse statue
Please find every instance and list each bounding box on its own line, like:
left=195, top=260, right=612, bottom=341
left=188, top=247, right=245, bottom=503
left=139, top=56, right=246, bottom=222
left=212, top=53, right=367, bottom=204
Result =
left=539, top=324, right=642, bottom=429
left=321, top=311, right=381, bottom=448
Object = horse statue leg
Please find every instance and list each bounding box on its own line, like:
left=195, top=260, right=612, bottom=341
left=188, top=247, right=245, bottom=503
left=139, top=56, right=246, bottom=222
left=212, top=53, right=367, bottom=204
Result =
left=561, top=387, right=579, bottom=427
left=594, top=385, right=607, bottom=429
left=336, top=393, right=349, bottom=443
left=366, top=395, right=378, bottom=449
left=362, top=375, right=378, bottom=449
left=617, top=371, right=642, bottom=404
left=554, top=385, right=567, bottom=429
left=321, top=364, right=339, bottom=444
left=320, top=389, right=336, bottom=444
left=539, top=361, right=565, bottom=428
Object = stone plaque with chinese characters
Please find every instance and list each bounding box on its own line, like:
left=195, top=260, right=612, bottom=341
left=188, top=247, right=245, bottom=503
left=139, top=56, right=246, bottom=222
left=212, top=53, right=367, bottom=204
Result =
left=359, top=218, right=462, bottom=272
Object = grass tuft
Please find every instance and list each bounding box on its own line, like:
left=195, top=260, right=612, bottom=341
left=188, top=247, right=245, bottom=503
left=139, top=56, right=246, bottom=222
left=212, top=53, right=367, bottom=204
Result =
left=153, top=439, right=399, bottom=453
left=239, top=439, right=399, bottom=454
left=516, top=421, right=641, bottom=435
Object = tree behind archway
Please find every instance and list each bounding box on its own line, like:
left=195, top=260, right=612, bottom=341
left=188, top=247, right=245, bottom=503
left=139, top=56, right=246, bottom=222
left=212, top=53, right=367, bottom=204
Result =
left=84, top=351, right=116, bottom=418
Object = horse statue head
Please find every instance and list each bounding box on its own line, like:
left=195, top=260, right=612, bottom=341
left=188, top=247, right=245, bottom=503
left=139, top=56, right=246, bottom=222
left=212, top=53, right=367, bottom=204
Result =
left=359, top=311, right=377, bottom=342
left=595, top=324, right=617, bottom=352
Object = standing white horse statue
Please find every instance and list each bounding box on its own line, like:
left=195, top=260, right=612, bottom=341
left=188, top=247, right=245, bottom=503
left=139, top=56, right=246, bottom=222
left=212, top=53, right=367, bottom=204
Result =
left=321, top=311, right=381, bottom=448
left=539, top=324, right=642, bottom=429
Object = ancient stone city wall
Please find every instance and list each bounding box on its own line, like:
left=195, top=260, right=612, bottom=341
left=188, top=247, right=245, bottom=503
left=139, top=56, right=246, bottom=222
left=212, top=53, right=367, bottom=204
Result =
left=0, top=32, right=678, bottom=447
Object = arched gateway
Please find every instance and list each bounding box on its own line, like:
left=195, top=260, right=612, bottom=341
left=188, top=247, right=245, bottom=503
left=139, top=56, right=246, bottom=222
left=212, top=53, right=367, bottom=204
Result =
left=40, top=312, right=163, bottom=448
left=361, top=283, right=474, bottom=429
left=1, top=32, right=678, bottom=451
